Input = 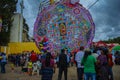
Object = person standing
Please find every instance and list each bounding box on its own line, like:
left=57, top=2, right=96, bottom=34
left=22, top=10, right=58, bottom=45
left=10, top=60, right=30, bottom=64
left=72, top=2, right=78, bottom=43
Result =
left=0, top=52, right=2, bottom=72
left=81, top=49, right=97, bottom=80
left=58, top=49, right=70, bottom=80
left=75, top=46, right=85, bottom=80
left=91, top=50, right=99, bottom=79
left=32, top=62, right=39, bottom=76
left=92, top=50, right=99, bottom=59
left=36, top=60, right=42, bottom=75
left=27, top=59, right=33, bottom=76
left=41, top=52, right=55, bottom=80
left=97, top=49, right=109, bottom=80
left=1, top=52, right=7, bottom=73
left=107, top=52, right=114, bottom=80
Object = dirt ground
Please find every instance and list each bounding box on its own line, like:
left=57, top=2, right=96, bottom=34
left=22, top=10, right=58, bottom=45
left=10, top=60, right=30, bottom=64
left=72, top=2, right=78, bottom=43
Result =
left=0, top=64, right=120, bottom=80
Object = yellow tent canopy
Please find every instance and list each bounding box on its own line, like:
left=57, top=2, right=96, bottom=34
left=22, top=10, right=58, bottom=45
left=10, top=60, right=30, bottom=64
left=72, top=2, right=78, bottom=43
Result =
left=6, top=42, right=40, bottom=54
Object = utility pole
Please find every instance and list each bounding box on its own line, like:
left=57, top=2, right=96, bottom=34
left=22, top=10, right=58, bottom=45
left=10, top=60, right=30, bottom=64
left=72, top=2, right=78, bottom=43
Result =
left=19, top=0, right=24, bottom=42
left=20, top=0, right=24, bottom=15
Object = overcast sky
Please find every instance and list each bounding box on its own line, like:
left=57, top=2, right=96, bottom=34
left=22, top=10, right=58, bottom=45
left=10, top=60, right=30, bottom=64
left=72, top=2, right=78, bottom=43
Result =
left=17, top=0, right=120, bottom=42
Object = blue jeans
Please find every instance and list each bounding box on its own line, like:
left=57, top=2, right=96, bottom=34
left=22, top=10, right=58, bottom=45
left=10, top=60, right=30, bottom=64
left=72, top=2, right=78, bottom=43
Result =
left=1, top=62, right=6, bottom=73
left=108, top=67, right=114, bottom=80
left=84, top=73, right=96, bottom=80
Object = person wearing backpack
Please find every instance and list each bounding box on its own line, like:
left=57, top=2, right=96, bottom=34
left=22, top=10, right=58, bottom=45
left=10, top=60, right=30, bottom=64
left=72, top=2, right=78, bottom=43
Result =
left=58, top=49, right=70, bottom=80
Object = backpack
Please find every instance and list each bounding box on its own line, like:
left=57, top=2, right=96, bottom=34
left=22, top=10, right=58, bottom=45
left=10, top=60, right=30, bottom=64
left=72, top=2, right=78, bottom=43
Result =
left=59, top=53, right=67, bottom=68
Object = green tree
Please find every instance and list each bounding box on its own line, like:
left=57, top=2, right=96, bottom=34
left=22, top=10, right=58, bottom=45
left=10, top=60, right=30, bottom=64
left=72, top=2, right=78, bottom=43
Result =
left=0, top=0, right=18, bottom=46
left=103, top=37, right=120, bottom=44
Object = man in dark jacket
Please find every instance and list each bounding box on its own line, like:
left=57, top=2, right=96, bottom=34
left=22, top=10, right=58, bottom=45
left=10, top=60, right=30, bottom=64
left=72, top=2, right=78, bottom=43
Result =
left=58, top=49, right=69, bottom=80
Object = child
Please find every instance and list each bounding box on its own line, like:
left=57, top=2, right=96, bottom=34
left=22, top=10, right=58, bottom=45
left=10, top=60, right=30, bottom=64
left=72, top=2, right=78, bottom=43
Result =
left=32, top=61, right=40, bottom=76
left=32, top=62, right=37, bottom=75
left=27, top=59, right=32, bottom=76
left=36, top=60, right=42, bottom=70
left=36, top=60, right=42, bottom=75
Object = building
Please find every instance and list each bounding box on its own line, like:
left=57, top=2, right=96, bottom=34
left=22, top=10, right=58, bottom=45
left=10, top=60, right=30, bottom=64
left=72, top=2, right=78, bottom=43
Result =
left=10, top=13, right=29, bottom=42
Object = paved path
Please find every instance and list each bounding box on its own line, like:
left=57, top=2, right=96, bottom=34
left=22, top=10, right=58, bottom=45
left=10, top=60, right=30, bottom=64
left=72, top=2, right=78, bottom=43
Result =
left=0, top=64, right=120, bottom=80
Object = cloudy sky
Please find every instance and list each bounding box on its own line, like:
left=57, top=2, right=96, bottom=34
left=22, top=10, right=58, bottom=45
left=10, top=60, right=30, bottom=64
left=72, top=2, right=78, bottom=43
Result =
left=17, top=0, right=120, bottom=42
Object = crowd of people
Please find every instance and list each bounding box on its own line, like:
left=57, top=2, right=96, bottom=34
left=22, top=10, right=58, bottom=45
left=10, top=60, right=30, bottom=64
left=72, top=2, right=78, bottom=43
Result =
left=0, top=45, right=120, bottom=80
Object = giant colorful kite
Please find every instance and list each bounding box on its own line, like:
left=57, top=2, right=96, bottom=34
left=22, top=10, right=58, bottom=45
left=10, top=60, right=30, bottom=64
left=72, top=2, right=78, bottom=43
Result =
left=34, top=0, right=95, bottom=53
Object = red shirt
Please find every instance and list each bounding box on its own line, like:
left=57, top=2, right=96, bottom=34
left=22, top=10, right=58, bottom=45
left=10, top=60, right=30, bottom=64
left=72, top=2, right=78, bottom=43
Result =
left=108, top=54, right=114, bottom=67
left=30, top=52, right=38, bottom=62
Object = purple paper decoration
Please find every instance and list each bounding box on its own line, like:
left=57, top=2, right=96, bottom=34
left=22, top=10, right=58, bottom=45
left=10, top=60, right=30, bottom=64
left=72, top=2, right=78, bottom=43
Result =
left=34, top=1, right=95, bottom=53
